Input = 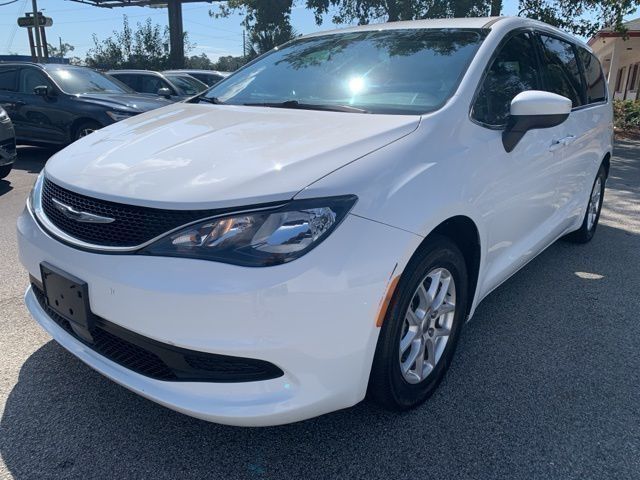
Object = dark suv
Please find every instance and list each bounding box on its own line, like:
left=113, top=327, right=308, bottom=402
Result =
left=0, top=63, right=171, bottom=146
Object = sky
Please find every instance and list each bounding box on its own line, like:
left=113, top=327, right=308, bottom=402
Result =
left=0, top=0, right=613, bottom=61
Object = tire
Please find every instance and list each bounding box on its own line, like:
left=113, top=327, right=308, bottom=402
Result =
left=565, top=165, right=606, bottom=244
left=74, top=121, right=102, bottom=141
left=368, top=235, right=468, bottom=411
left=0, top=164, right=11, bottom=180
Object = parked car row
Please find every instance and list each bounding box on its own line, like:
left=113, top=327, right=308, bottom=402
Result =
left=107, top=70, right=209, bottom=100
left=0, top=63, right=230, bottom=149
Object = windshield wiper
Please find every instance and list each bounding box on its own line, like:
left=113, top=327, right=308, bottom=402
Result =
left=192, top=96, right=225, bottom=105
left=243, top=100, right=369, bottom=114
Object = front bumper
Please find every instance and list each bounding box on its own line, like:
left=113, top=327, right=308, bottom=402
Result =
left=18, top=206, right=421, bottom=426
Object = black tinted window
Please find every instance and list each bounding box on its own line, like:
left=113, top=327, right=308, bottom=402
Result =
left=472, top=32, right=540, bottom=126
left=0, top=67, right=18, bottom=91
left=578, top=48, right=606, bottom=103
left=19, top=68, right=52, bottom=94
left=538, top=35, right=584, bottom=107
left=139, top=75, right=167, bottom=94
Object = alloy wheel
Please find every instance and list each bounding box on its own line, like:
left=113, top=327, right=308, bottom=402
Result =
left=399, top=268, right=456, bottom=384
left=587, top=177, right=602, bottom=231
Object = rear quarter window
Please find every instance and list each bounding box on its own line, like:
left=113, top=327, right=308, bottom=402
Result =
left=538, top=34, right=585, bottom=108
left=578, top=48, right=607, bottom=104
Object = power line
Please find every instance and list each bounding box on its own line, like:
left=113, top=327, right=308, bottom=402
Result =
left=4, top=0, right=27, bottom=52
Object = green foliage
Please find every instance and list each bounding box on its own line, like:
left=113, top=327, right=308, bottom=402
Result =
left=185, top=53, right=215, bottom=69
left=614, top=99, right=640, bottom=130
left=47, top=41, right=82, bottom=65
left=85, top=16, right=193, bottom=70
left=212, top=0, right=298, bottom=56
left=211, top=55, right=249, bottom=71
left=305, top=0, right=502, bottom=25
left=518, top=0, right=639, bottom=37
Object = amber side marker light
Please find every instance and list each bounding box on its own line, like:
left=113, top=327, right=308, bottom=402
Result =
left=376, top=272, right=400, bottom=327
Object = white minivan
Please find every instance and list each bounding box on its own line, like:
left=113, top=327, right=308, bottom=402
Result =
left=18, top=16, right=613, bottom=426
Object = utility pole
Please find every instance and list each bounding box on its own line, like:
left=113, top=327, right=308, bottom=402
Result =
left=31, top=0, right=42, bottom=62
left=167, top=0, right=184, bottom=68
left=242, top=30, right=246, bottom=58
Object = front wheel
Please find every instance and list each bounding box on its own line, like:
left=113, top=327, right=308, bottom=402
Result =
left=368, top=235, right=468, bottom=410
left=565, top=165, right=606, bottom=244
left=74, top=121, right=102, bottom=141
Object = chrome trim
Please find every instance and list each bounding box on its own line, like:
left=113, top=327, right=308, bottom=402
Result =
left=52, top=198, right=116, bottom=224
left=30, top=174, right=286, bottom=253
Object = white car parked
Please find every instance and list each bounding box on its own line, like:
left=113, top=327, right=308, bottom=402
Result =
left=18, top=16, right=613, bottom=426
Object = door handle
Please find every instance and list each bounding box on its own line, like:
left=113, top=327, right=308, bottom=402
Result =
left=549, top=135, right=576, bottom=151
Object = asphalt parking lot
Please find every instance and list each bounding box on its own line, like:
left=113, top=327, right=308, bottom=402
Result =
left=0, top=142, right=639, bottom=480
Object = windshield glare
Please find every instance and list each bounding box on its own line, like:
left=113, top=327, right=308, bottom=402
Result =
left=205, top=29, right=486, bottom=115
left=49, top=68, right=133, bottom=95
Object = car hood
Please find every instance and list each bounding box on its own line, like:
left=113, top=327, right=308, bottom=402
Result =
left=75, top=92, right=172, bottom=112
left=44, top=103, right=420, bottom=209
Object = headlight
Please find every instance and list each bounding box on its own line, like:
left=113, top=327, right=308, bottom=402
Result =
left=106, top=110, right=136, bottom=122
left=139, top=195, right=357, bottom=267
left=28, top=171, right=45, bottom=212
left=0, top=108, right=9, bottom=123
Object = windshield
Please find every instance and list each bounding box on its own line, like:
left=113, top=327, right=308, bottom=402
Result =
left=203, top=28, right=486, bottom=115
left=166, top=74, right=207, bottom=95
left=48, top=68, right=134, bottom=95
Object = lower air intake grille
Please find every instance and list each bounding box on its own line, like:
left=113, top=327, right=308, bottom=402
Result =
left=32, top=282, right=284, bottom=383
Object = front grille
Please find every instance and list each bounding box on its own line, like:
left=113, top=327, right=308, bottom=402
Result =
left=32, top=282, right=284, bottom=382
left=41, top=178, right=224, bottom=247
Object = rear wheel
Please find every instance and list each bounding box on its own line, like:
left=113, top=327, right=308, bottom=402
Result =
left=368, top=235, right=468, bottom=410
left=0, top=164, right=12, bottom=180
left=74, top=121, right=102, bottom=141
left=565, top=165, right=606, bottom=244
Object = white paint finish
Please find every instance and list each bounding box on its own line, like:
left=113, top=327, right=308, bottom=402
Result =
left=510, top=90, right=572, bottom=116
left=18, top=209, right=422, bottom=426
left=18, top=17, right=614, bottom=425
left=44, top=103, right=419, bottom=209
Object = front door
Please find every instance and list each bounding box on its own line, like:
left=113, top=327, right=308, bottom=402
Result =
left=469, top=31, right=568, bottom=298
left=13, top=67, right=68, bottom=144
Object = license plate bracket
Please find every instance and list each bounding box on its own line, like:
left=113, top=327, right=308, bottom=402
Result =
left=40, top=263, right=94, bottom=331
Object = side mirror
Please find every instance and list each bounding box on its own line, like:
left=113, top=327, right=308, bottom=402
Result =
left=157, top=87, right=172, bottom=98
left=33, top=85, right=52, bottom=97
left=502, top=90, right=572, bottom=153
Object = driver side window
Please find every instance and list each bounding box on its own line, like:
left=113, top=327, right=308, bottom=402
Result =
left=19, top=68, right=53, bottom=95
left=472, top=32, right=541, bottom=127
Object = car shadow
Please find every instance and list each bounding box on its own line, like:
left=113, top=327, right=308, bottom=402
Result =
left=12, top=146, right=58, bottom=174
left=1, top=222, right=639, bottom=480
left=0, top=179, right=12, bottom=196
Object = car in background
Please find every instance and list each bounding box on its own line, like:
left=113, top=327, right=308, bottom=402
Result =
left=108, top=70, right=208, bottom=100
left=0, top=63, right=171, bottom=146
left=164, top=69, right=231, bottom=87
left=0, top=106, right=16, bottom=179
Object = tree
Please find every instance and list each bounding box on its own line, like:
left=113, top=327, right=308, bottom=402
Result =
left=212, top=55, right=249, bottom=71
left=211, top=0, right=298, bottom=56
left=85, top=16, right=193, bottom=70
left=185, top=53, right=215, bottom=69
left=305, top=0, right=500, bottom=25
left=47, top=41, right=82, bottom=64
left=518, top=0, right=639, bottom=37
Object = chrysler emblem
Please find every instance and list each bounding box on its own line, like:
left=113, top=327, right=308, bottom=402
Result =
left=51, top=198, right=115, bottom=224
